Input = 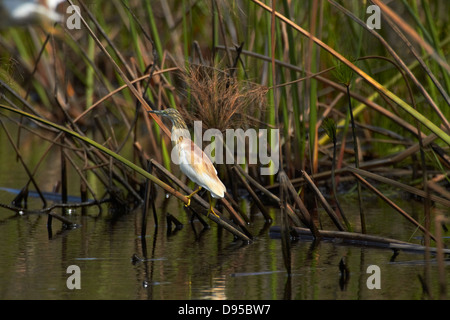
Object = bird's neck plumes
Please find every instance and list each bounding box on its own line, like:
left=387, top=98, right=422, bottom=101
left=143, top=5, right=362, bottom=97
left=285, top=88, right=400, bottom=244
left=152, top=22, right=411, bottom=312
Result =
left=167, top=112, right=190, bottom=143
left=171, top=126, right=191, bottom=144
left=168, top=113, right=188, bottom=131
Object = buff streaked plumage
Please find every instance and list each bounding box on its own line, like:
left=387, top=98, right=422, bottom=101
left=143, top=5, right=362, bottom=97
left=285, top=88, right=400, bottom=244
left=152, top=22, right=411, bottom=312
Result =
left=148, top=108, right=226, bottom=217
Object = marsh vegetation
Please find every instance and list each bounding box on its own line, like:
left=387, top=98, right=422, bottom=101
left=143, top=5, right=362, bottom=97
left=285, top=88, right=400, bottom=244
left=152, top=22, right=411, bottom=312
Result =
left=0, top=0, right=449, bottom=299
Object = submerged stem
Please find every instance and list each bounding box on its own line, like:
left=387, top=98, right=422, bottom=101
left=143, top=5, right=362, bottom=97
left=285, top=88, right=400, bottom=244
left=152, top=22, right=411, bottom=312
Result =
left=347, top=85, right=366, bottom=233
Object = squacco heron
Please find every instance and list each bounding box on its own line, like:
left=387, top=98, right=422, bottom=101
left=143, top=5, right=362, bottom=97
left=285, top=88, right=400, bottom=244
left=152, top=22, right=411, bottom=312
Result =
left=0, top=0, right=65, bottom=27
left=148, top=108, right=226, bottom=218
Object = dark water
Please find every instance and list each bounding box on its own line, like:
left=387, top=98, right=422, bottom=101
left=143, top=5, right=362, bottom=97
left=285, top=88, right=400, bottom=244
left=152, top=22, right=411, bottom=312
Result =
left=0, top=127, right=448, bottom=300
left=0, top=192, right=448, bottom=300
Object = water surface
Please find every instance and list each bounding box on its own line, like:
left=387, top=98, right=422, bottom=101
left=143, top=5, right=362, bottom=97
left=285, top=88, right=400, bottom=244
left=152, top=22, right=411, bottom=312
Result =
left=0, top=194, right=448, bottom=300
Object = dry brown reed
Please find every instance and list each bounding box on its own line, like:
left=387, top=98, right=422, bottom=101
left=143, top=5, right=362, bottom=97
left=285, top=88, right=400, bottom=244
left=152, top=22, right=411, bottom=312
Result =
left=177, top=63, right=268, bottom=132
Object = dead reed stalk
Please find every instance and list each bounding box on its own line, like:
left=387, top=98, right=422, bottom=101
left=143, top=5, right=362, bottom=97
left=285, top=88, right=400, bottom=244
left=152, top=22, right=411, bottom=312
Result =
left=178, top=64, right=267, bottom=132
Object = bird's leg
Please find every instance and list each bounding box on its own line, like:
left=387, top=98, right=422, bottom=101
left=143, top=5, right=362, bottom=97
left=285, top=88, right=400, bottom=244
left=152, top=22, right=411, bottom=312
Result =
left=207, top=193, right=220, bottom=218
left=185, top=186, right=202, bottom=207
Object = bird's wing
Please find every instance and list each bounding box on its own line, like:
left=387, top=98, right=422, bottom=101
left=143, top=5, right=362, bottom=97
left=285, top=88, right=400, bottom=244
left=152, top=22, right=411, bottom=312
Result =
left=178, top=138, right=226, bottom=198
left=179, top=138, right=216, bottom=173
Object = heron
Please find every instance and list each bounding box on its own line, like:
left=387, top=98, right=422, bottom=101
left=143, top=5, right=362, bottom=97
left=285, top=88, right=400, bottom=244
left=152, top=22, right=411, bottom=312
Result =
left=148, top=108, right=226, bottom=218
left=0, top=0, right=65, bottom=27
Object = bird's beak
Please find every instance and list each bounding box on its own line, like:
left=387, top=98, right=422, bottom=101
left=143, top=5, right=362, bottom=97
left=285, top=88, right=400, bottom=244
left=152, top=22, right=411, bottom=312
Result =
left=147, top=110, right=166, bottom=117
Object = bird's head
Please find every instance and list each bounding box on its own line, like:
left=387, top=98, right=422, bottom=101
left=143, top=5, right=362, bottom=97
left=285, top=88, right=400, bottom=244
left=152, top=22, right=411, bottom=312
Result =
left=148, top=108, right=188, bottom=130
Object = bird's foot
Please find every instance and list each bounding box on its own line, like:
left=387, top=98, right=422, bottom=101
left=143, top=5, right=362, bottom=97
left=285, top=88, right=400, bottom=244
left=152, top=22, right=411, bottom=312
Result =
left=207, top=207, right=220, bottom=219
left=184, top=187, right=202, bottom=207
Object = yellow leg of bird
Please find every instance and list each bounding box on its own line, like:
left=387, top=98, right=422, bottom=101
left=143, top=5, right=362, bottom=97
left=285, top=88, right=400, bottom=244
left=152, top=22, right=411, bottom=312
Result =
left=185, top=186, right=202, bottom=207
left=207, top=205, right=220, bottom=218
left=207, top=193, right=220, bottom=218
